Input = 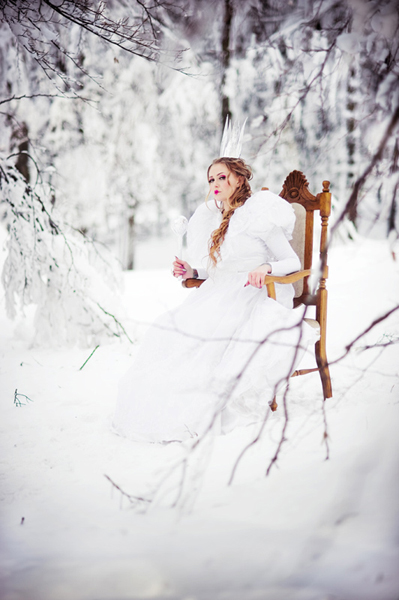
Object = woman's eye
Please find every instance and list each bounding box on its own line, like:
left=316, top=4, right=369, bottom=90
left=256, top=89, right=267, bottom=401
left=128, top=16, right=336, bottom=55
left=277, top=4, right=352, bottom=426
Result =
left=219, top=175, right=226, bottom=180
left=208, top=178, right=214, bottom=184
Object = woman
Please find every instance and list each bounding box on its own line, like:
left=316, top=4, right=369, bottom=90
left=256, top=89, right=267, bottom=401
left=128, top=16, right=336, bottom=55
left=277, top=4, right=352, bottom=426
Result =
left=113, top=157, right=317, bottom=443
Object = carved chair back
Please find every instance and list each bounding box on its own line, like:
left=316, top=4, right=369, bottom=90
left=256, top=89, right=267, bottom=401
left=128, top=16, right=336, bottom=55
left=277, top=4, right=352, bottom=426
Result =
left=278, top=170, right=331, bottom=309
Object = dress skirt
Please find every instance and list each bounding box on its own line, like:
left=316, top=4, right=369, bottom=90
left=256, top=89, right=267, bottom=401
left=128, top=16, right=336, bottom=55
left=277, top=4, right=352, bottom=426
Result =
left=113, top=269, right=318, bottom=443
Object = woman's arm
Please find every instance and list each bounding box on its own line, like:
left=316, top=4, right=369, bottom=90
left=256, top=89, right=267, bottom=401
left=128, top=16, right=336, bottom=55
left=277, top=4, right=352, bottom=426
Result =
left=173, top=257, right=193, bottom=279
left=172, top=257, right=208, bottom=280
left=246, top=228, right=300, bottom=289
left=265, top=227, right=300, bottom=275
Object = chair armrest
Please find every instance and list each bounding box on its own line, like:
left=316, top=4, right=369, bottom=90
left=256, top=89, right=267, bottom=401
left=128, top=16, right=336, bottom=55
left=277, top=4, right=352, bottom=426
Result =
left=264, top=269, right=311, bottom=300
left=263, top=269, right=311, bottom=285
left=182, top=278, right=206, bottom=289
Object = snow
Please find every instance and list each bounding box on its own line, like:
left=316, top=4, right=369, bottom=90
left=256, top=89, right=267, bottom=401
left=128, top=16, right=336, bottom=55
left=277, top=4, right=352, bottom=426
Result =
left=336, top=33, right=361, bottom=55
left=1, top=235, right=399, bottom=600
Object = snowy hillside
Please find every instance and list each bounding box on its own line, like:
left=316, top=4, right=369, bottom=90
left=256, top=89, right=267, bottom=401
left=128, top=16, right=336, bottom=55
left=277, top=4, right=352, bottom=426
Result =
left=1, top=234, right=398, bottom=600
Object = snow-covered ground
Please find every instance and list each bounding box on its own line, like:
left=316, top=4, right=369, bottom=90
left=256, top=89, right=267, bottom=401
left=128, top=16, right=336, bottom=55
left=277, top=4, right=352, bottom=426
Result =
left=1, top=236, right=398, bottom=600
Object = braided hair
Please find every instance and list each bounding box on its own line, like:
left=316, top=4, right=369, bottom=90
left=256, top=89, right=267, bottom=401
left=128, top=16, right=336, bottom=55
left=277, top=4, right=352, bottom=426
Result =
left=208, top=157, right=252, bottom=266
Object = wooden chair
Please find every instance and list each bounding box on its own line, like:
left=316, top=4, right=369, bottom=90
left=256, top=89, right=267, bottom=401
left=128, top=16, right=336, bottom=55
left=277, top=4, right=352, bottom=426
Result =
left=183, top=170, right=333, bottom=408
left=263, top=170, right=333, bottom=409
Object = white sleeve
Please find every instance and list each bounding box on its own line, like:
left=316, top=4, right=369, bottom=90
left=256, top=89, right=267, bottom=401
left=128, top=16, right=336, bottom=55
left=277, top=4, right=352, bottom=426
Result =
left=196, top=267, right=209, bottom=280
left=187, top=202, right=220, bottom=279
left=266, top=227, right=300, bottom=276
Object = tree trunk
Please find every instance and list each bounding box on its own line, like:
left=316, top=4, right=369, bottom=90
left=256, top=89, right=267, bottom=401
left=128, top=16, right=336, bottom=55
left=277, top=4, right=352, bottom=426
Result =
left=221, top=0, right=233, bottom=126
left=346, top=63, right=358, bottom=225
left=126, top=212, right=135, bottom=271
left=12, top=122, right=30, bottom=183
left=388, top=139, right=399, bottom=236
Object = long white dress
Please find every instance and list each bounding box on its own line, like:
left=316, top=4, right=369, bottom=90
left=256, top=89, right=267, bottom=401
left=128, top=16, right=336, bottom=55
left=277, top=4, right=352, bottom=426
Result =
left=113, top=190, right=318, bottom=443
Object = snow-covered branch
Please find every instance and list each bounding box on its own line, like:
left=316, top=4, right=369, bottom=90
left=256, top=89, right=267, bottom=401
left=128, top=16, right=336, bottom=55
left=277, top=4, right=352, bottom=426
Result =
left=2, top=0, right=184, bottom=76
left=0, top=156, right=132, bottom=347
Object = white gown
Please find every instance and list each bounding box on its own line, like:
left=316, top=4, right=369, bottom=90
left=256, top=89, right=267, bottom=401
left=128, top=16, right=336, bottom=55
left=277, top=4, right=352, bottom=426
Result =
left=113, top=191, right=318, bottom=443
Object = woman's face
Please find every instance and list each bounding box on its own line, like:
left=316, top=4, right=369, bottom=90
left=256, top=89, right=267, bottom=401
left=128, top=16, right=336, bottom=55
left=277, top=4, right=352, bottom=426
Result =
left=208, top=163, right=240, bottom=209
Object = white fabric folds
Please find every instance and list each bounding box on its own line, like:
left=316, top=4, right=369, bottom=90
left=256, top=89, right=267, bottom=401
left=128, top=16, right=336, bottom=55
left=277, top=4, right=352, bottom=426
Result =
left=113, top=191, right=318, bottom=442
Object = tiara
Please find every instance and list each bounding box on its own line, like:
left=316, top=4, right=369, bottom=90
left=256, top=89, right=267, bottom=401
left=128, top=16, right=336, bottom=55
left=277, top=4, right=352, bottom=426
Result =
left=219, top=117, right=247, bottom=158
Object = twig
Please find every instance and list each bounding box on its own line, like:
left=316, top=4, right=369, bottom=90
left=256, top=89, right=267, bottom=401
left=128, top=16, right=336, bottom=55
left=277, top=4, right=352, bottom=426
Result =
left=14, top=389, right=34, bottom=407
left=79, top=345, right=100, bottom=370
left=104, top=474, right=151, bottom=507
left=321, top=305, right=399, bottom=373
left=229, top=316, right=308, bottom=484
left=96, top=303, right=134, bottom=344
left=344, top=305, right=399, bottom=354
left=321, top=398, right=330, bottom=461
left=228, top=409, right=271, bottom=486
left=152, top=317, right=310, bottom=507
left=0, top=93, right=92, bottom=106
left=265, top=386, right=290, bottom=476
left=7, top=151, right=43, bottom=187
left=355, top=339, right=399, bottom=351
left=43, top=0, right=168, bottom=66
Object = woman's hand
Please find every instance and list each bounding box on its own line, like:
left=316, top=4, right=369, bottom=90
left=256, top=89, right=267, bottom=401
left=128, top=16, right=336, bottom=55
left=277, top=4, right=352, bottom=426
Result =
left=244, top=263, right=272, bottom=289
left=172, top=257, right=194, bottom=280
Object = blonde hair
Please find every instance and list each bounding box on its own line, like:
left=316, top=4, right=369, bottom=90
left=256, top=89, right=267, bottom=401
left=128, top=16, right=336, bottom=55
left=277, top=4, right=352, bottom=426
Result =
left=208, top=157, right=252, bottom=266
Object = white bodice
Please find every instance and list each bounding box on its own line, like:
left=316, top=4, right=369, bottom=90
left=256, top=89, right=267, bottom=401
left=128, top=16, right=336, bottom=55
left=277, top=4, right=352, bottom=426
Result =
left=188, top=190, right=295, bottom=272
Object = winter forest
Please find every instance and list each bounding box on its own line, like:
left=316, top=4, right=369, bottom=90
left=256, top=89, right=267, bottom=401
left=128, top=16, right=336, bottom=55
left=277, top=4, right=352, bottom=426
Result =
left=1, top=0, right=399, bottom=599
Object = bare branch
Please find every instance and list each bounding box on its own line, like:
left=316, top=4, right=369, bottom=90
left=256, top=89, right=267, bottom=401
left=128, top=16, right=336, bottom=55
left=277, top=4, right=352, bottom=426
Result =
left=321, top=397, right=330, bottom=461
left=0, top=93, right=89, bottom=106
left=79, top=344, right=100, bottom=370
left=104, top=474, right=151, bottom=508
left=228, top=409, right=270, bottom=486
left=41, top=0, right=170, bottom=63
left=331, top=105, right=399, bottom=235
left=96, top=303, right=135, bottom=344
left=2, top=0, right=191, bottom=91
left=344, top=305, right=399, bottom=354
left=265, top=387, right=289, bottom=477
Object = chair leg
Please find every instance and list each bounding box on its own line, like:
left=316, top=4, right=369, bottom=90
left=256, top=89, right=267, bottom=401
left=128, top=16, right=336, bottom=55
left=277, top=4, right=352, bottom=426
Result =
left=315, top=339, right=332, bottom=399
left=316, top=285, right=333, bottom=400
